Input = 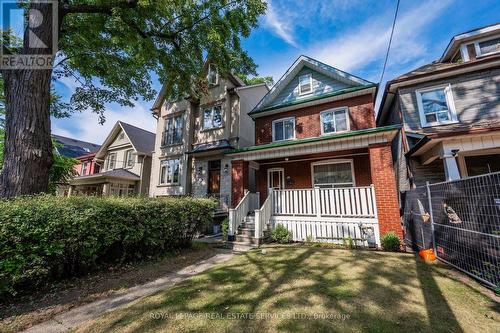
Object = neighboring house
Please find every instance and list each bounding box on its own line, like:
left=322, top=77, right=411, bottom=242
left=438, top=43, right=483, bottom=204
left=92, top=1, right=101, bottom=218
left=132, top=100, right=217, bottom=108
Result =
left=226, top=56, right=402, bottom=248
left=149, top=63, right=269, bottom=213
left=52, top=134, right=100, bottom=158
left=51, top=134, right=100, bottom=196
left=377, top=23, right=500, bottom=195
left=74, top=152, right=100, bottom=176
left=69, top=121, right=155, bottom=196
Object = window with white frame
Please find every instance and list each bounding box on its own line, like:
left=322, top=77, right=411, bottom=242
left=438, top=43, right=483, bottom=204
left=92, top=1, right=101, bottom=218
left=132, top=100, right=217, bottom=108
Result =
left=203, top=105, right=223, bottom=129
left=298, top=74, right=312, bottom=95
left=272, top=117, right=295, bottom=141
left=81, top=162, right=88, bottom=175
left=159, top=159, right=180, bottom=185
left=163, top=114, right=183, bottom=145
left=125, top=149, right=135, bottom=168
left=320, top=108, right=349, bottom=134
left=107, top=153, right=117, bottom=170
left=207, top=64, right=218, bottom=85
left=312, top=160, right=355, bottom=188
left=475, top=37, right=500, bottom=57
left=416, top=85, right=457, bottom=127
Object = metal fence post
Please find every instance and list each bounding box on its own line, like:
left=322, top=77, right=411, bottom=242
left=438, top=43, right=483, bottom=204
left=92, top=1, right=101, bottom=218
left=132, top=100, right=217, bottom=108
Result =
left=426, top=181, right=437, bottom=254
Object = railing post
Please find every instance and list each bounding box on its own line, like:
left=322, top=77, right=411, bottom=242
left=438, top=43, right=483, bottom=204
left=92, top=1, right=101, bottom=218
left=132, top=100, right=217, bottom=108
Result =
left=228, top=209, right=235, bottom=241
left=426, top=181, right=437, bottom=255
left=314, top=187, right=321, bottom=217
left=254, top=209, right=262, bottom=239
left=370, top=184, right=381, bottom=247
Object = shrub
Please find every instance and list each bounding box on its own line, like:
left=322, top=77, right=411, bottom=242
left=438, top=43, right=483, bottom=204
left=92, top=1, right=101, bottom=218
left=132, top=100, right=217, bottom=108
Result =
left=343, top=236, right=354, bottom=249
left=221, top=218, right=229, bottom=241
left=0, top=195, right=216, bottom=297
left=381, top=232, right=401, bottom=251
left=271, top=224, right=292, bottom=244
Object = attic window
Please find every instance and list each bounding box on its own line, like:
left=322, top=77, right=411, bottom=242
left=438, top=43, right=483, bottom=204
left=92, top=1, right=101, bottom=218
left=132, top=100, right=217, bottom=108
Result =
left=298, top=74, right=312, bottom=95
left=118, top=132, right=125, bottom=140
left=207, top=64, right=218, bottom=85
left=475, top=37, right=500, bottom=57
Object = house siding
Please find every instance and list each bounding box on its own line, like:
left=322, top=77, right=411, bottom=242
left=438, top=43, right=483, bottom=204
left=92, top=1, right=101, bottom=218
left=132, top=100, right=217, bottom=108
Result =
left=149, top=79, right=268, bottom=198
left=399, top=67, right=500, bottom=133
left=270, top=67, right=351, bottom=107
left=255, top=94, right=375, bottom=145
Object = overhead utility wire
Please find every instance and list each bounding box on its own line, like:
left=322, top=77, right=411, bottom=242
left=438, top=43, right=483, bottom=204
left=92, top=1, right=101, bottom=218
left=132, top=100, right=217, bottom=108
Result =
left=379, top=0, right=401, bottom=84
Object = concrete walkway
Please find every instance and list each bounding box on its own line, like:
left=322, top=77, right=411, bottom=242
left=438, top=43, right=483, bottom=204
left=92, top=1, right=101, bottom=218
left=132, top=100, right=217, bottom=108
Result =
left=23, top=250, right=234, bottom=333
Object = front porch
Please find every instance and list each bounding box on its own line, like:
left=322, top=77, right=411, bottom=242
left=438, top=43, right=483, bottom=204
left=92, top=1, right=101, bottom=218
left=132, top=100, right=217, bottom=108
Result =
left=226, top=125, right=402, bottom=248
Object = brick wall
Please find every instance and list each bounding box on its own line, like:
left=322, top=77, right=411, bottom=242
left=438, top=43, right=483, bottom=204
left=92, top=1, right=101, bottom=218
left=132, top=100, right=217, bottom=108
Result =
left=255, top=94, right=375, bottom=145
left=255, top=150, right=372, bottom=202
left=231, top=160, right=249, bottom=207
left=369, top=143, right=403, bottom=238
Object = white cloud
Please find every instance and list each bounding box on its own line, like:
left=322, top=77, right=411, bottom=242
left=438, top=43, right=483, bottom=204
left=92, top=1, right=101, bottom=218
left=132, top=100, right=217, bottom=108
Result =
left=305, top=0, right=452, bottom=73
left=51, top=102, right=156, bottom=144
left=262, top=1, right=298, bottom=47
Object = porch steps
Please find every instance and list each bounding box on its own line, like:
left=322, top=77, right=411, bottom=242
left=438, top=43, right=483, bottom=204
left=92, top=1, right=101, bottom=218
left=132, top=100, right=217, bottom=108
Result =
left=227, top=215, right=270, bottom=251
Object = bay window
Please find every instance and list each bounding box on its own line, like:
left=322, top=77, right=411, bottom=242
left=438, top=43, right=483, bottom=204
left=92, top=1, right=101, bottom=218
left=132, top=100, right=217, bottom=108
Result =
left=312, top=160, right=355, bottom=188
left=272, top=117, right=295, bottom=141
left=320, top=107, right=349, bottom=134
left=160, top=159, right=180, bottom=185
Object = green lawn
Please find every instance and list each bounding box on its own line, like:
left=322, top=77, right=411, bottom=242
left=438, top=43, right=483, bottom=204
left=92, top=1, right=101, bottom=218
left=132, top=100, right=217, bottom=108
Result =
left=76, top=246, right=499, bottom=333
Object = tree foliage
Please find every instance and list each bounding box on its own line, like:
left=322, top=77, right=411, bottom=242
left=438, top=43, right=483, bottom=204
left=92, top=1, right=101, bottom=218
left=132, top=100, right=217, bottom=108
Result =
left=237, top=74, right=274, bottom=86
left=54, top=0, right=267, bottom=122
left=48, top=140, right=79, bottom=194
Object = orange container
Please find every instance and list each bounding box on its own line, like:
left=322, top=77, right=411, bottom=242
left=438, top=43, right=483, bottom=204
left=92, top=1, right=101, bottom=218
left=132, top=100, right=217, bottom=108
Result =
left=419, top=249, right=436, bottom=262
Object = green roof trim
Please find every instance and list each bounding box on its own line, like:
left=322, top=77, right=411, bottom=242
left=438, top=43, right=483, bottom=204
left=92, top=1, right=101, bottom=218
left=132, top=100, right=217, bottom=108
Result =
left=249, top=84, right=377, bottom=116
left=225, top=125, right=401, bottom=155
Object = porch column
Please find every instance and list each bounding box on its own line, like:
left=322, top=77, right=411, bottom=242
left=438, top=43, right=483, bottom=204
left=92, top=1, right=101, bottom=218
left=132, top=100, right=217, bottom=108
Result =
left=443, top=157, right=460, bottom=181
left=369, top=143, right=403, bottom=239
left=231, top=159, right=249, bottom=208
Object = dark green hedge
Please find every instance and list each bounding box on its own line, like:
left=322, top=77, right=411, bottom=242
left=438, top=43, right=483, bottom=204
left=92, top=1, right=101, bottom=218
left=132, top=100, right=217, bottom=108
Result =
left=0, top=195, right=216, bottom=298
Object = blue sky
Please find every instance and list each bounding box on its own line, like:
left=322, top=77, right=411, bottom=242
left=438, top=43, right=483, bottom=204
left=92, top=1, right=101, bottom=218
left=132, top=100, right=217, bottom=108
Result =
left=51, top=0, right=500, bottom=144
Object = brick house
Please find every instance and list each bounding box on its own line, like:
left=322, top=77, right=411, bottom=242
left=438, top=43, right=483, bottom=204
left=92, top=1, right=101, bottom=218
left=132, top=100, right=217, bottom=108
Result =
left=226, top=56, right=402, bottom=248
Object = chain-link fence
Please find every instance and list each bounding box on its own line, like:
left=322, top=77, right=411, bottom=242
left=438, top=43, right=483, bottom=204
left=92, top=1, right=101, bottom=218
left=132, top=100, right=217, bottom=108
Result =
left=403, top=172, right=500, bottom=290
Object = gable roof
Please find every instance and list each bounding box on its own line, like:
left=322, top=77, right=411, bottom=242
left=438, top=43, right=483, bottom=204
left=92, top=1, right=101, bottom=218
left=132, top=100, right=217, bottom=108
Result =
left=95, top=121, right=155, bottom=159
left=441, top=22, right=500, bottom=62
left=52, top=134, right=100, bottom=158
left=249, top=55, right=375, bottom=117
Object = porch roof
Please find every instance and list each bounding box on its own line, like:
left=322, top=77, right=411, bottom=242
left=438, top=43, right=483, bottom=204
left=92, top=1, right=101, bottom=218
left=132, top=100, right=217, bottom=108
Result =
left=70, top=169, right=140, bottom=185
left=225, top=125, right=400, bottom=161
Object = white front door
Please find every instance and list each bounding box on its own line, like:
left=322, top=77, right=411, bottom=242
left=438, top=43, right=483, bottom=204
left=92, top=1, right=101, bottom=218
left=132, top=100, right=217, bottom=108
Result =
left=267, top=168, right=285, bottom=190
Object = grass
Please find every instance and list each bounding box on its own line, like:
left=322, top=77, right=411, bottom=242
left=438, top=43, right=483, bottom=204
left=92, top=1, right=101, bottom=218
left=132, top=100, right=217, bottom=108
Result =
left=76, top=246, right=499, bottom=333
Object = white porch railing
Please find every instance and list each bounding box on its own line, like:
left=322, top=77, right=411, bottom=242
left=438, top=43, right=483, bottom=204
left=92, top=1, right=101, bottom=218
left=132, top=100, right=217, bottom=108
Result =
left=272, top=185, right=377, bottom=218
left=228, top=190, right=259, bottom=237
left=254, top=189, right=273, bottom=238
left=270, top=185, right=380, bottom=246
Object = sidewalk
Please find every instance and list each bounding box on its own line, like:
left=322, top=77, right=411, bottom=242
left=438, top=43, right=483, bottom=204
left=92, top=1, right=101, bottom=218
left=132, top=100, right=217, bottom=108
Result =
left=23, top=250, right=234, bottom=333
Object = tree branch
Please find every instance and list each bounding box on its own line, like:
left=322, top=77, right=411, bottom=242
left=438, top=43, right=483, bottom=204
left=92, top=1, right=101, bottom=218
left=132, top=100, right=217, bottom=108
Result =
left=60, top=0, right=138, bottom=16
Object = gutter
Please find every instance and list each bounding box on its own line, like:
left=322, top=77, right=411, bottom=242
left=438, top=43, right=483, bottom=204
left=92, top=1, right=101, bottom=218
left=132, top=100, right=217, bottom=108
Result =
left=226, top=124, right=401, bottom=155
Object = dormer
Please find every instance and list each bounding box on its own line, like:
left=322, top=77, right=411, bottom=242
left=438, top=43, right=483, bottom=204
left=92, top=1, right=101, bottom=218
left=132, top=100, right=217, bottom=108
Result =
left=441, top=23, right=500, bottom=63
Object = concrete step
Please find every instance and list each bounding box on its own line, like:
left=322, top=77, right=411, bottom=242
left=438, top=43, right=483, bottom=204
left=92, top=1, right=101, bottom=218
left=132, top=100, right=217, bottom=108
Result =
left=237, top=228, right=255, bottom=237
left=227, top=242, right=255, bottom=252
left=241, top=222, right=255, bottom=229
left=235, top=233, right=270, bottom=245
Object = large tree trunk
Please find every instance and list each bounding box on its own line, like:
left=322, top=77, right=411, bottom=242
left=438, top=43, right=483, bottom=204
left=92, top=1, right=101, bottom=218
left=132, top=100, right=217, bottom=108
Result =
left=0, top=2, right=55, bottom=197
left=0, top=70, right=53, bottom=197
